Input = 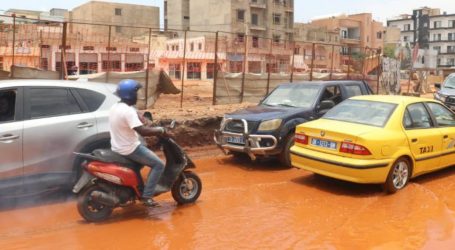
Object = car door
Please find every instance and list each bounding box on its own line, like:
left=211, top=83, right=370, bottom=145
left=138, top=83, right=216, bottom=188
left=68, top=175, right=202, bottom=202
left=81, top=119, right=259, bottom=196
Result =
left=0, top=87, right=24, bottom=194
left=425, top=102, right=455, bottom=170
left=22, top=86, right=98, bottom=189
left=403, top=102, right=442, bottom=175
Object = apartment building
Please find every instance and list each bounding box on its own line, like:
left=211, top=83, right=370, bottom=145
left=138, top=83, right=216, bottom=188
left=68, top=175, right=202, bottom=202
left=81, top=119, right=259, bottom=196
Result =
left=1, top=8, right=67, bottom=24
left=311, top=13, right=384, bottom=65
left=68, top=1, right=160, bottom=37
left=388, top=7, right=455, bottom=68
left=293, top=23, right=341, bottom=70
left=165, top=0, right=294, bottom=41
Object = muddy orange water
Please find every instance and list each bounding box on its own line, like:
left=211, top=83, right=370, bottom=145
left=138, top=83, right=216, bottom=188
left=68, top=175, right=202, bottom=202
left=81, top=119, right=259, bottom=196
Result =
left=1, top=155, right=455, bottom=249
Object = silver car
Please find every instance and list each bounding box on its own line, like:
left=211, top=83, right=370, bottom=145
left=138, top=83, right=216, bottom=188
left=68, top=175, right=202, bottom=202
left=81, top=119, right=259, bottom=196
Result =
left=0, top=80, right=119, bottom=196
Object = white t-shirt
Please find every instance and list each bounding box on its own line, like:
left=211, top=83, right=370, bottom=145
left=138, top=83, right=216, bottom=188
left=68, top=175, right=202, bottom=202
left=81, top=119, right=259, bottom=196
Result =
left=109, top=102, right=143, bottom=155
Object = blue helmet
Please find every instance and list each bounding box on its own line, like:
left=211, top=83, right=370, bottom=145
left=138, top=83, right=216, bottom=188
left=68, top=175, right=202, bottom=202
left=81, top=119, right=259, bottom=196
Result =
left=115, top=79, right=143, bottom=103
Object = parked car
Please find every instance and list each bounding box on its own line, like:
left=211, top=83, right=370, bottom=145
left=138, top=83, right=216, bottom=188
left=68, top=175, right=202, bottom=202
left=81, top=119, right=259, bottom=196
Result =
left=214, top=81, right=373, bottom=167
left=290, top=95, right=455, bottom=193
left=434, top=73, right=455, bottom=110
left=0, top=80, right=119, bottom=197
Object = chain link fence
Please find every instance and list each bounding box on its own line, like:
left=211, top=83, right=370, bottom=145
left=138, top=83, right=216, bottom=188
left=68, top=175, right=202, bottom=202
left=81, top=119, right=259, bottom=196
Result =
left=0, top=14, right=382, bottom=108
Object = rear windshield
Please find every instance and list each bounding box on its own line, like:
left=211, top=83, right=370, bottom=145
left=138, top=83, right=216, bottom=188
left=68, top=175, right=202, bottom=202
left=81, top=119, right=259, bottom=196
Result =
left=323, top=99, right=397, bottom=127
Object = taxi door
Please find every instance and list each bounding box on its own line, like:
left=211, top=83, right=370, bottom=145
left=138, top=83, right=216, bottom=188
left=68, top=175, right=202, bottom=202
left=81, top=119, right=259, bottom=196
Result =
left=425, top=102, right=455, bottom=170
left=403, top=103, right=442, bottom=175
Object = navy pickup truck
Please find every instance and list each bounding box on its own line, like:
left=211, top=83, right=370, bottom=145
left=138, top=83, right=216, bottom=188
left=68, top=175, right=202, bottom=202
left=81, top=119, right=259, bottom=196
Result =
left=214, top=81, right=373, bottom=167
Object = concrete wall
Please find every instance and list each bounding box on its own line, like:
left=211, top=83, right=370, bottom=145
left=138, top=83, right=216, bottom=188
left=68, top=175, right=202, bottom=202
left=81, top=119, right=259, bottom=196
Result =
left=70, top=1, right=159, bottom=37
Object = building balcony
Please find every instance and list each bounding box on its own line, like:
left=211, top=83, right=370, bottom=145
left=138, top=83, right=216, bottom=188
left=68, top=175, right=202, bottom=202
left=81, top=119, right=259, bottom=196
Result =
left=249, top=0, right=266, bottom=9
left=430, top=39, right=455, bottom=43
left=341, top=37, right=361, bottom=44
left=440, top=51, right=455, bottom=55
left=250, top=24, right=266, bottom=31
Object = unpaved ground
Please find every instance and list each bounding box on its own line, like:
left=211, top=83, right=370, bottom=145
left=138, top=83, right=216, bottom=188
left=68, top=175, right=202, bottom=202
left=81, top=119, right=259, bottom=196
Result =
left=1, top=154, right=455, bottom=249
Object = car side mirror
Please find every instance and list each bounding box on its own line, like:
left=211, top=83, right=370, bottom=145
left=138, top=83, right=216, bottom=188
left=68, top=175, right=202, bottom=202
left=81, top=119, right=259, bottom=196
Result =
left=318, top=100, right=335, bottom=113
left=169, top=120, right=176, bottom=129
left=143, top=112, right=153, bottom=121
left=434, top=83, right=441, bottom=90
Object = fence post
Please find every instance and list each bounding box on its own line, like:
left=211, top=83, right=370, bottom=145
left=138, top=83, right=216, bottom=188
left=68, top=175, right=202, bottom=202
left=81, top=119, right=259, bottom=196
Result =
left=180, top=30, right=187, bottom=108
left=290, top=41, right=295, bottom=83
left=240, top=35, right=248, bottom=103
left=39, top=30, right=43, bottom=69
left=212, top=31, right=219, bottom=105
left=329, top=45, right=335, bottom=80
left=144, top=28, right=152, bottom=109
left=377, top=49, right=381, bottom=94
left=361, top=47, right=367, bottom=80
left=60, top=22, right=68, bottom=80
left=310, top=43, right=315, bottom=81
left=266, top=39, right=273, bottom=95
left=347, top=48, right=351, bottom=80
left=11, top=14, right=16, bottom=78
left=105, top=25, right=112, bottom=83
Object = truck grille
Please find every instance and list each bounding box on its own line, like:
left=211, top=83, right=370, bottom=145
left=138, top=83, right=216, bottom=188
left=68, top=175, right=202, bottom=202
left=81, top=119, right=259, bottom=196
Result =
left=224, top=120, right=258, bottom=133
left=446, top=96, right=455, bottom=104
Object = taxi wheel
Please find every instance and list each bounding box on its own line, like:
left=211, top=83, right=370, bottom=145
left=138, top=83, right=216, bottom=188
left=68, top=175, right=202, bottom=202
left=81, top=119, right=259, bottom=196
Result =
left=383, top=157, right=411, bottom=194
left=279, top=134, right=295, bottom=168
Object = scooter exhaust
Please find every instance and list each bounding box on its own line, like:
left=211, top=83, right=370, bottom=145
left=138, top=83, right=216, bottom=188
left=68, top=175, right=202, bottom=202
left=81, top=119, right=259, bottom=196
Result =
left=90, top=191, right=120, bottom=206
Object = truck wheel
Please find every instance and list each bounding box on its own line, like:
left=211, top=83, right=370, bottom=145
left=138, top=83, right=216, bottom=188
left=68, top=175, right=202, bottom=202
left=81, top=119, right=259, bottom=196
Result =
left=171, top=171, right=202, bottom=205
left=279, top=134, right=294, bottom=168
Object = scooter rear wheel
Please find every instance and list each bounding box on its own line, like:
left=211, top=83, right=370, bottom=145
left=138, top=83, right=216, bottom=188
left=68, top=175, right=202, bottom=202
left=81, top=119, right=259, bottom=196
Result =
left=77, top=184, right=114, bottom=222
left=171, top=171, right=202, bottom=204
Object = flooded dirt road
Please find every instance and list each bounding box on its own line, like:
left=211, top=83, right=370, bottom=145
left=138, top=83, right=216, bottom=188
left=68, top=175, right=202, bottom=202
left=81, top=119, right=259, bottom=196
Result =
left=1, top=154, right=455, bottom=249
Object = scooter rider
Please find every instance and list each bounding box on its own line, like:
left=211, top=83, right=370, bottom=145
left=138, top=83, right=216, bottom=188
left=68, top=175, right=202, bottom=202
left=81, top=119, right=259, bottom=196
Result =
left=110, top=79, right=166, bottom=207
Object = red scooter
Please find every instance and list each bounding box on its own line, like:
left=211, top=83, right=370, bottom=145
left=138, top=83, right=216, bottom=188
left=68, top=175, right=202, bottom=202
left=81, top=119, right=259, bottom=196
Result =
left=73, top=119, right=202, bottom=222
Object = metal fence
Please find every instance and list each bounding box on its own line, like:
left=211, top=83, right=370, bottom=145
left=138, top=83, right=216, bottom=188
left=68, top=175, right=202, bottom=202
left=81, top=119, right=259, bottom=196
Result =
left=0, top=14, right=382, bottom=108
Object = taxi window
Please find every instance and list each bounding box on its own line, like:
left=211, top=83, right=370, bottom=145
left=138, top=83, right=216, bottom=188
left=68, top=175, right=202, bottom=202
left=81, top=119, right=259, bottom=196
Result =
left=427, top=102, right=455, bottom=127
left=404, top=103, right=433, bottom=129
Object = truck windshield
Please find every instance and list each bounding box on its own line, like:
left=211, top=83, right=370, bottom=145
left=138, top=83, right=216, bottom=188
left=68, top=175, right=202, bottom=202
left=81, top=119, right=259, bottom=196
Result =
left=444, top=74, right=455, bottom=88
left=261, top=85, right=321, bottom=108
left=323, top=99, right=397, bottom=127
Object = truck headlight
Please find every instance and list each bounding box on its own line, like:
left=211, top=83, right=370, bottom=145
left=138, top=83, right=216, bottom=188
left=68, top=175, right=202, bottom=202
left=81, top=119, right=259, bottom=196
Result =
left=258, top=119, right=282, bottom=132
left=435, top=92, right=447, bottom=102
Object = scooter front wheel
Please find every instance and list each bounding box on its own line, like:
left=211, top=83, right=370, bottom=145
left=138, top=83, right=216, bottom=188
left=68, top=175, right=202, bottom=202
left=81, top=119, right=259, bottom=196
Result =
left=77, top=184, right=114, bottom=222
left=171, top=171, right=202, bottom=205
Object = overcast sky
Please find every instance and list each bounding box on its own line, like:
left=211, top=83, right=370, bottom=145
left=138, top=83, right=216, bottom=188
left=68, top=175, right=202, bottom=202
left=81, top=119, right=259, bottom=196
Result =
left=1, top=0, right=455, bottom=24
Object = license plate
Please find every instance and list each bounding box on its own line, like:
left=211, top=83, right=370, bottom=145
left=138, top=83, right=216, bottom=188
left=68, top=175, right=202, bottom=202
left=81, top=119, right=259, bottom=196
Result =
left=311, top=138, right=337, bottom=150
left=226, top=136, right=245, bottom=145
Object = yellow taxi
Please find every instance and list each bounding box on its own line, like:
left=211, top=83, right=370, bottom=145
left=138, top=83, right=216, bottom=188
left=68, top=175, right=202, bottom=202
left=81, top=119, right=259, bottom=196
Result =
left=290, top=95, right=455, bottom=193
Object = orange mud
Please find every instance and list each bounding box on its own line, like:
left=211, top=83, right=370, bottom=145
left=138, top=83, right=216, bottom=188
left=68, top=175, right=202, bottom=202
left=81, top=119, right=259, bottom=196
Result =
left=1, top=155, right=455, bottom=249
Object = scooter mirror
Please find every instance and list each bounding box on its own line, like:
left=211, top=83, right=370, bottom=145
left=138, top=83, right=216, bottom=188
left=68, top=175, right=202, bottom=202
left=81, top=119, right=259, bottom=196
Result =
left=143, top=112, right=153, bottom=121
left=170, top=120, right=176, bottom=129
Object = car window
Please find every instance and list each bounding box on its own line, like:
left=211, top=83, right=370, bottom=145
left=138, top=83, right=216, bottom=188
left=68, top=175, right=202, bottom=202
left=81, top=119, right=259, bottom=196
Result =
left=29, top=88, right=82, bottom=119
left=321, top=85, right=342, bottom=104
left=344, top=85, right=363, bottom=98
left=76, top=88, right=106, bottom=112
left=0, top=89, right=16, bottom=123
left=323, top=99, right=397, bottom=127
left=404, top=103, right=433, bottom=129
left=427, top=102, right=455, bottom=127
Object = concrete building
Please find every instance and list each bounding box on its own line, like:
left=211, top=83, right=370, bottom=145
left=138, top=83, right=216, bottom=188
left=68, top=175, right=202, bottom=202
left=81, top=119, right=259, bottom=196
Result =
left=293, top=23, right=341, bottom=71
left=1, top=8, right=67, bottom=24
left=164, top=0, right=190, bottom=32
left=68, top=1, right=160, bottom=38
left=165, top=0, right=294, bottom=41
left=388, top=7, right=455, bottom=68
left=309, top=13, right=384, bottom=66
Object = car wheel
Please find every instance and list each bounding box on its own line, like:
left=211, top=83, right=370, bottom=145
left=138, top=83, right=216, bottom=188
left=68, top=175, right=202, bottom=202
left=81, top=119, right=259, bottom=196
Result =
left=279, top=134, right=295, bottom=168
left=383, top=157, right=411, bottom=194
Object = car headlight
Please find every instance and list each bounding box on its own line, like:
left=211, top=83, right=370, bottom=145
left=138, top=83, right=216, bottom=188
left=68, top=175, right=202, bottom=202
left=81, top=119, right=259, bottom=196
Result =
left=258, top=119, right=282, bottom=132
left=435, top=92, right=447, bottom=102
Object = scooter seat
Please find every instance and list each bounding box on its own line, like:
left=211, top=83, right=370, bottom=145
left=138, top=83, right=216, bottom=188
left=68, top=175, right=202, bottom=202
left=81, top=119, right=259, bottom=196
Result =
left=92, top=149, right=141, bottom=169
